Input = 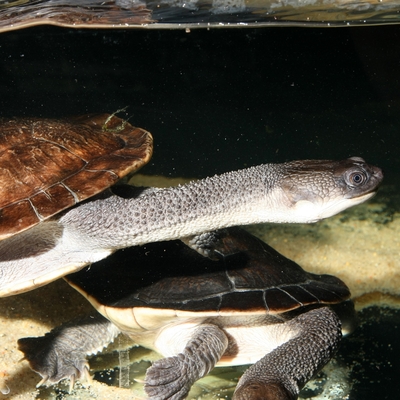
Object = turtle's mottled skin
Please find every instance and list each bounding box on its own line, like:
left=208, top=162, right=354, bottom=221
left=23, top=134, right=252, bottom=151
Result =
left=232, top=308, right=342, bottom=400
left=19, top=227, right=355, bottom=400
left=0, top=154, right=383, bottom=297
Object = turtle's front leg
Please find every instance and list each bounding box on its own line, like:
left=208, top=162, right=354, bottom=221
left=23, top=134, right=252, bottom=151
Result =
left=18, top=313, right=120, bottom=389
left=181, top=230, right=225, bottom=259
left=145, top=324, right=228, bottom=400
left=233, top=307, right=342, bottom=400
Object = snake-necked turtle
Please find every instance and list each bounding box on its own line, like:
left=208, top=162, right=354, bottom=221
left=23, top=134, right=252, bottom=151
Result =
left=18, top=227, right=355, bottom=400
left=0, top=115, right=383, bottom=299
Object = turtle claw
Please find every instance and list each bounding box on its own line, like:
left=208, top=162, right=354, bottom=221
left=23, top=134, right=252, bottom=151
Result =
left=35, top=363, right=91, bottom=393
left=83, top=364, right=92, bottom=384
left=18, top=335, right=91, bottom=389
left=68, top=375, right=76, bottom=393
left=36, top=375, right=50, bottom=388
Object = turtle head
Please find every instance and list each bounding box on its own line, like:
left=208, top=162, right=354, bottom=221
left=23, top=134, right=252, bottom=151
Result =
left=233, top=381, right=296, bottom=400
left=277, top=157, right=383, bottom=223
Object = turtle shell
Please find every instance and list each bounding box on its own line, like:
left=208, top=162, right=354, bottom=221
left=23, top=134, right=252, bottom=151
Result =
left=66, top=227, right=350, bottom=320
left=0, top=114, right=153, bottom=241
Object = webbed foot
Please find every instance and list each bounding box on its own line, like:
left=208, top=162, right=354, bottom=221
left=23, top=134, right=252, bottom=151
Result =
left=18, top=313, right=120, bottom=390
left=145, top=324, right=228, bottom=400
left=18, top=335, right=91, bottom=389
left=145, top=354, right=194, bottom=400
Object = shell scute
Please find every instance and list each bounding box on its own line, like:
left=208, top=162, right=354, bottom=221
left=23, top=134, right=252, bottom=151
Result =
left=0, top=114, right=153, bottom=240
left=276, top=284, right=319, bottom=305
left=263, top=287, right=303, bottom=313
left=219, top=290, right=267, bottom=313
left=0, top=200, right=39, bottom=238
left=62, top=170, right=118, bottom=201
left=174, top=296, right=223, bottom=312
left=0, top=143, right=83, bottom=207
left=300, top=281, right=350, bottom=304
left=29, top=184, right=77, bottom=219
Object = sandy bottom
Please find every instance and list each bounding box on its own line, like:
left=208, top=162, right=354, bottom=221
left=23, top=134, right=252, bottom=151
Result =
left=0, top=175, right=398, bottom=400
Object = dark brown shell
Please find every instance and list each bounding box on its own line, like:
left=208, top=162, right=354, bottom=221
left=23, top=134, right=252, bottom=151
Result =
left=66, top=227, right=351, bottom=314
left=0, top=114, right=153, bottom=240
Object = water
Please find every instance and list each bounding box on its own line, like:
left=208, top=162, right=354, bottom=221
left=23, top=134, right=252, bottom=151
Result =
left=0, top=22, right=399, bottom=400
left=1, top=0, right=400, bottom=29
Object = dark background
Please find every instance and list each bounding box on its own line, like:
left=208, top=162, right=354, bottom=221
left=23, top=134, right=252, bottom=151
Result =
left=0, top=25, right=399, bottom=182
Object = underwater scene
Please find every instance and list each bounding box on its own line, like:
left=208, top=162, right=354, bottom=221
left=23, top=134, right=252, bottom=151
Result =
left=0, top=5, right=399, bottom=400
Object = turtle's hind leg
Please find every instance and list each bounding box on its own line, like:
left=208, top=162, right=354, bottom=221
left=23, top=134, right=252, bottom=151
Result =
left=233, top=307, right=342, bottom=400
left=145, top=324, right=228, bottom=400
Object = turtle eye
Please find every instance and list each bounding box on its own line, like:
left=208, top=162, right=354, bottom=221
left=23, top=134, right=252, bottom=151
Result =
left=348, top=171, right=367, bottom=187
